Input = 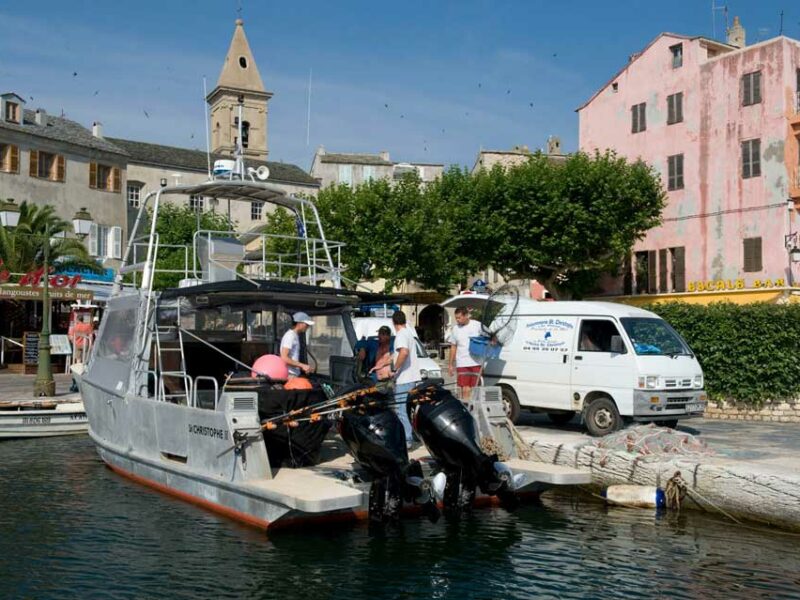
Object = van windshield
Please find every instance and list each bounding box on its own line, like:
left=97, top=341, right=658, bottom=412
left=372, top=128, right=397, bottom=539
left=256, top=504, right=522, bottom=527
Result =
left=620, top=318, right=692, bottom=357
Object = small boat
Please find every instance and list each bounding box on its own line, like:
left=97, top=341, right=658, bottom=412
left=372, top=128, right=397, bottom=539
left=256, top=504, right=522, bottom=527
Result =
left=0, top=398, right=88, bottom=438
left=76, top=146, right=589, bottom=530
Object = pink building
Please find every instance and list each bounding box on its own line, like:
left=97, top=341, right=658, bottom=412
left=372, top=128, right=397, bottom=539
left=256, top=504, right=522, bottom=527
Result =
left=579, top=20, right=800, bottom=300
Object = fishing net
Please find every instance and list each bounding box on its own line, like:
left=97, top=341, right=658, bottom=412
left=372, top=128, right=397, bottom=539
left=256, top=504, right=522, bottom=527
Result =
left=591, top=423, right=714, bottom=461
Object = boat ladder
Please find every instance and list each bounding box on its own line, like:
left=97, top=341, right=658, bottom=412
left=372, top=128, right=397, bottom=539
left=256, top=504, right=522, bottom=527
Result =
left=155, top=324, right=192, bottom=405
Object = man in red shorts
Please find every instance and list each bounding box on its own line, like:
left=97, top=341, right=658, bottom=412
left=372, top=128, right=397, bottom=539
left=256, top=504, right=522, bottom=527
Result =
left=447, top=306, right=483, bottom=401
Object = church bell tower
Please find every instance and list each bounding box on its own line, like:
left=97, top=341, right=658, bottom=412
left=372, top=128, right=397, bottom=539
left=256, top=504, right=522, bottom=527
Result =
left=206, top=19, right=272, bottom=160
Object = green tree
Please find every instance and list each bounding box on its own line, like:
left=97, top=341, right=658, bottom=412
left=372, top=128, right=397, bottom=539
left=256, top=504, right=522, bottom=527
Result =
left=491, top=150, right=666, bottom=299
left=314, top=174, right=467, bottom=292
left=149, top=203, right=233, bottom=289
left=0, top=201, right=100, bottom=274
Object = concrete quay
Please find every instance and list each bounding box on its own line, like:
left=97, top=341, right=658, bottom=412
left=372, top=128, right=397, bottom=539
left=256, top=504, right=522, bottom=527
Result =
left=0, top=372, right=78, bottom=403
left=515, top=412, right=800, bottom=531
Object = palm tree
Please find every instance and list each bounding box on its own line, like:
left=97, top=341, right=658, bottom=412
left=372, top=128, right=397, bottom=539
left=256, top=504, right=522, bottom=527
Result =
left=0, top=201, right=101, bottom=274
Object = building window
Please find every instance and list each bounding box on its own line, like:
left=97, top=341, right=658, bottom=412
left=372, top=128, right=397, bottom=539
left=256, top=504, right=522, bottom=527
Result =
left=667, top=154, right=684, bottom=190
left=670, top=44, right=683, bottom=68
left=743, top=237, right=762, bottom=272
left=241, top=121, right=250, bottom=148
left=189, top=195, right=204, bottom=211
left=127, top=183, right=142, bottom=208
left=363, top=165, right=375, bottom=182
left=667, top=92, right=683, bottom=124
left=29, top=150, right=66, bottom=182
left=631, top=102, right=646, bottom=134
left=611, top=82, right=619, bottom=93
left=635, top=250, right=656, bottom=294
left=4, top=101, right=20, bottom=123
left=89, top=162, right=120, bottom=191
left=251, top=201, right=263, bottom=221
left=670, top=247, right=686, bottom=292
left=742, top=71, right=762, bottom=106
left=88, top=224, right=122, bottom=260
left=338, top=164, right=353, bottom=186
left=741, top=139, right=761, bottom=179
left=0, top=143, right=19, bottom=173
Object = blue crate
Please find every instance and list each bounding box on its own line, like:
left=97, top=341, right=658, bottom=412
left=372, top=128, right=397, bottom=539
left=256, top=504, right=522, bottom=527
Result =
left=469, top=336, right=501, bottom=360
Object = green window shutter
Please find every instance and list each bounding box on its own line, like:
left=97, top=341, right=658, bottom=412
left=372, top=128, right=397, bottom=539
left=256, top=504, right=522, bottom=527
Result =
left=659, top=249, right=668, bottom=293
left=647, top=250, right=657, bottom=293
left=672, top=247, right=686, bottom=292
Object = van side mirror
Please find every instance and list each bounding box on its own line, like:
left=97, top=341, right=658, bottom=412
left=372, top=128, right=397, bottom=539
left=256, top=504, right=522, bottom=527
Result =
left=428, top=351, right=438, bottom=359
left=610, top=335, right=625, bottom=354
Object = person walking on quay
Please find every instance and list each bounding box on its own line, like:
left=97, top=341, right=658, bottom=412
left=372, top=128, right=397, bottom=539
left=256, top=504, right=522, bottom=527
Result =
left=448, top=306, right=483, bottom=400
left=391, top=310, right=420, bottom=448
left=280, top=312, right=315, bottom=378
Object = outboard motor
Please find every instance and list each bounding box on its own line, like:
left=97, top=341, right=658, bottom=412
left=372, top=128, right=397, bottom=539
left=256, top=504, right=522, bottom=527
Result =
left=338, top=385, right=439, bottom=523
left=408, top=382, right=517, bottom=516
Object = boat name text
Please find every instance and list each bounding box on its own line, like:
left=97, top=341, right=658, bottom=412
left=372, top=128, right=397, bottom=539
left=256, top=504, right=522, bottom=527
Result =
left=188, top=424, right=228, bottom=440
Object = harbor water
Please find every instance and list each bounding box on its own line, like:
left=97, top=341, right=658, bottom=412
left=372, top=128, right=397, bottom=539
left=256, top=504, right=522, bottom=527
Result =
left=1, top=436, right=799, bottom=599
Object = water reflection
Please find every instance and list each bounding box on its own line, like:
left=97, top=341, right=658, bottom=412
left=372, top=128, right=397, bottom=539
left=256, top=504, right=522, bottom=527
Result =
left=1, top=437, right=799, bottom=599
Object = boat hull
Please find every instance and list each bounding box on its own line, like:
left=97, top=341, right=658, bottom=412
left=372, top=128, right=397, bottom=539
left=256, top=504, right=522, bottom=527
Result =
left=0, top=402, right=88, bottom=439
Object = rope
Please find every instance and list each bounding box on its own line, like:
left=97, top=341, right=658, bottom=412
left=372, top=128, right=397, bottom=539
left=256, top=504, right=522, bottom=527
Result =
left=664, top=470, right=687, bottom=511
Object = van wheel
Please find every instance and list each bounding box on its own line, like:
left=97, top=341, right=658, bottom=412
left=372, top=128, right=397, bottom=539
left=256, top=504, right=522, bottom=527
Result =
left=501, top=386, right=521, bottom=424
left=584, top=396, right=622, bottom=437
left=547, top=411, right=576, bottom=426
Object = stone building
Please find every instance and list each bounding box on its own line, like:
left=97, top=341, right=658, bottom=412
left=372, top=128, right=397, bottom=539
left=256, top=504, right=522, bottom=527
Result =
left=310, top=146, right=443, bottom=188
left=579, top=19, right=800, bottom=304
left=471, top=137, right=567, bottom=173
left=0, top=95, right=129, bottom=267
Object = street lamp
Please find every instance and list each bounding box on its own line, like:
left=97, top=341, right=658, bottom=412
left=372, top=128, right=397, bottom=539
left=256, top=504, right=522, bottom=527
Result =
left=0, top=198, right=21, bottom=228
left=0, top=201, right=94, bottom=396
left=785, top=232, right=800, bottom=287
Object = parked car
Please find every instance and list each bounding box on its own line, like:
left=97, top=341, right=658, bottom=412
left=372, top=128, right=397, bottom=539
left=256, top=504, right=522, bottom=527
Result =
left=352, top=317, right=443, bottom=383
left=442, top=295, right=706, bottom=436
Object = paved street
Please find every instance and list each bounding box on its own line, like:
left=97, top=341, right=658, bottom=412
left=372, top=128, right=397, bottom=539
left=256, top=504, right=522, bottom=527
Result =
left=0, top=372, right=76, bottom=402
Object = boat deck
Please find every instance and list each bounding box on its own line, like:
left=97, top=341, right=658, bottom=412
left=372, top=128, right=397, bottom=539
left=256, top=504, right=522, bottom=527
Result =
left=247, top=434, right=591, bottom=515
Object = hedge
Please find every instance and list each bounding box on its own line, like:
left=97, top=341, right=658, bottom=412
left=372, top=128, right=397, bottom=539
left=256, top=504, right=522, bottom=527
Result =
left=640, top=302, right=800, bottom=406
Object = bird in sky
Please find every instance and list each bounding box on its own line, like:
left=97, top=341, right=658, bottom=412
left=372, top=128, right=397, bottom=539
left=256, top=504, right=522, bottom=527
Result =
left=93, top=91, right=99, bottom=96
left=384, top=103, right=389, bottom=108
left=529, top=102, right=534, bottom=108
left=72, top=72, right=77, bottom=77
left=506, top=89, right=511, bottom=95
left=143, top=109, right=150, bottom=118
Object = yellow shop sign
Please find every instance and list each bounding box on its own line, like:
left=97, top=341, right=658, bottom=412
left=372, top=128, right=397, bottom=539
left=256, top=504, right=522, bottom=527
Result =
left=687, top=278, right=786, bottom=292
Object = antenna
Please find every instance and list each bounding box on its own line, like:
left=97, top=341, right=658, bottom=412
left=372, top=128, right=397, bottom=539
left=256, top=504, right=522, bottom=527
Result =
left=235, top=94, right=245, bottom=179
left=306, top=68, right=312, bottom=147
left=779, top=9, right=784, bottom=35
left=711, top=0, right=728, bottom=39
left=203, top=76, right=211, bottom=178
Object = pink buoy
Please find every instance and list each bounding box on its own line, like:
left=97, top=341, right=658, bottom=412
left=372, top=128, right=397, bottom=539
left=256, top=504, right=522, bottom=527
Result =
left=251, top=354, right=289, bottom=380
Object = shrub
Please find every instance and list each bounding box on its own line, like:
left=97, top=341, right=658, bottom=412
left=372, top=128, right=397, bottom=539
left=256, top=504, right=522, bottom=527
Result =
left=641, top=302, right=800, bottom=406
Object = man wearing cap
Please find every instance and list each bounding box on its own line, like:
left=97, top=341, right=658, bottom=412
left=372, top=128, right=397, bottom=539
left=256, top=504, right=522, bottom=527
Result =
left=280, top=312, right=315, bottom=377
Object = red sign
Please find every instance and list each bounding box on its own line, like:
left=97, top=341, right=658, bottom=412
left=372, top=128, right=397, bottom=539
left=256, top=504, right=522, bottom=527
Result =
left=0, top=259, right=81, bottom=288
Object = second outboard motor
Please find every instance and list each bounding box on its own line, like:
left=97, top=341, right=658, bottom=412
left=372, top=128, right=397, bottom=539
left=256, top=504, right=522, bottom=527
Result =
left=338, top=386, right=439, bottom=523
left=408, top=382, right=516, bottom=516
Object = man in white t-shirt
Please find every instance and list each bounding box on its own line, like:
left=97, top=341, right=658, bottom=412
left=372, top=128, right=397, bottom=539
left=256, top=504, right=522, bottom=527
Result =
left=390, top=310, right=420, bottom=447
left=447, top=306, right=483, bottom=400
left=280, top=312, right=315, bottom=377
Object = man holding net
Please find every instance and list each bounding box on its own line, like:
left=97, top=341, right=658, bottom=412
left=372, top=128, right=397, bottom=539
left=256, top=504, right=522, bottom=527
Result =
left=447, top=306, right=483, bottom=400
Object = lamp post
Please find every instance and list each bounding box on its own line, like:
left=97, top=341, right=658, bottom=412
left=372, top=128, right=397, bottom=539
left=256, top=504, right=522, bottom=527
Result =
left=0, top=200, right=93, bottom=396
left=786, top=232, right=800, bottom=287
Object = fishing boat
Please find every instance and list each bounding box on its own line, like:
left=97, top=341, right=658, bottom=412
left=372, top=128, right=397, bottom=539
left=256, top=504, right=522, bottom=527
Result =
left=75, top=146, right=589, bottom=529
left=0, top=397, right=88, bottom=438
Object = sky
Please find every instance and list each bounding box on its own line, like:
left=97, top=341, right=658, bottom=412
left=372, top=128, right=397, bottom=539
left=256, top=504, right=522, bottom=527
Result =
left=1, top=1, right=798, bottom=171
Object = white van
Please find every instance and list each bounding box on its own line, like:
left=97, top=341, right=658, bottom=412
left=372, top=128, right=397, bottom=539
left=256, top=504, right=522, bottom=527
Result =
left=352, top=317, right=443, bottom=382
left=443, top=296, right=707, bottom=436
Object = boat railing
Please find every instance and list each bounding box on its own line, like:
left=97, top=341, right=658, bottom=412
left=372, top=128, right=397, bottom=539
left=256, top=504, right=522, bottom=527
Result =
left=158, top=372, right=193, bottom=406
left=192, top=229, right=345, bottom=286
left=0, top=336, right=22, bottom=366
left=193, top=376, right=220, bottom=410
